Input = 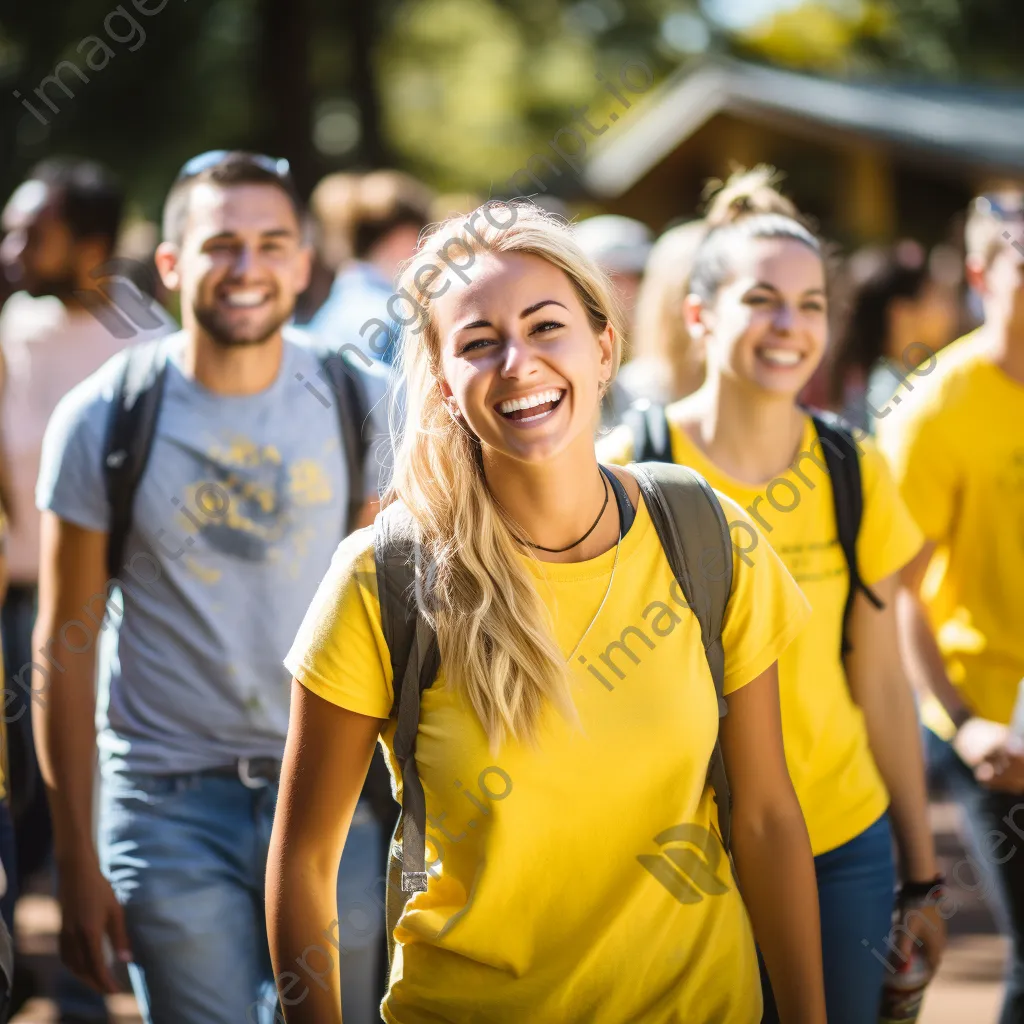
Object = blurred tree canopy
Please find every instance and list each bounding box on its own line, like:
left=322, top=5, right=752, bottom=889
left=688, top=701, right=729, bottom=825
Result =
left=0, top=0, right=1021, bottom=221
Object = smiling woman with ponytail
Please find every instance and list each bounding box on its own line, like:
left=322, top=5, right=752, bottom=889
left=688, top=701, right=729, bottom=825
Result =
left=268, top=200, right=825, bottom=1024
left=603, top=167, right=946, bottom=1023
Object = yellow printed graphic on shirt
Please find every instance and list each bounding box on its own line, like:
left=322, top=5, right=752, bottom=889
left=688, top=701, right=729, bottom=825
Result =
left=173, top=433, right=336, bottom=581
left=285, top=493, right=809, bottom=1024
left=600, top=414, right=923, bottom=855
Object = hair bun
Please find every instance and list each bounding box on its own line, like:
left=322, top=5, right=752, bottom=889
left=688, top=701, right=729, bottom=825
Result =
left=703, top=165, right=797, bottom=229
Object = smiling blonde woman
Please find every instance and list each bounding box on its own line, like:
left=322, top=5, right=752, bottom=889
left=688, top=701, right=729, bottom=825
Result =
left=267, top=201, right=826, bottom=1024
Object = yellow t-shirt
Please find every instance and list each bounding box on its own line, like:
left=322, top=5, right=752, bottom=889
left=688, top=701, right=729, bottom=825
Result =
left=600, top=415, right=923, bottom=855
left=878, top=332, right=1024, bottom=734
left=286, top=491, right=810, bottom=1024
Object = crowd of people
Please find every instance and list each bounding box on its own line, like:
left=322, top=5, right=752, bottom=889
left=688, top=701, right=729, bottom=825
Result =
left=0, top=147, right=1018, bottom=1024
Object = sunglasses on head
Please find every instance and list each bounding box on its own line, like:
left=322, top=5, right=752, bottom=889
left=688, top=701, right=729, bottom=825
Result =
left=175, top=150, right=292, bottom=183
left=973, top=192, right=1024, bottom=221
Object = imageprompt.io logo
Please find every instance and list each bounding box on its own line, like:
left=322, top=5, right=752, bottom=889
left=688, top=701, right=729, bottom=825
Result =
left=74, top=258, right=178, bottom=339
left=637, top=824, right=730, bottom=905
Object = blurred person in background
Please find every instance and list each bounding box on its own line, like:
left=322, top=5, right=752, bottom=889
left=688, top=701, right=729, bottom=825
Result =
left=882, top=185, right=1024, bottom=1024
left=619, top=220, right=707, bottom=406
left=0, top=157, right=170, bottom=1024
left=828, top=241, right=960, bottom=431
left=601, top=168, right=945, bottom=1023
left=574, top=214, right=652, bottom=426
left=310, top=170, right=433, bottom=364
left=573, top=214, right=652, bottom=331
left=32, top=151, right=388, bottom=1024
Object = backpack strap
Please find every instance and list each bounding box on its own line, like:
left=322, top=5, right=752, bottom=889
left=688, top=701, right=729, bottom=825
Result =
left=630, top=462, right=735, bottom=850
left=373, top=500, right=440, bottom=966
left=808, top=411, right=884, bottom=656
left=103, top=340, right=170, bottom=578
left=316, top=349, right=370, bottom=535
left=623, top=399, right=673, bottom=463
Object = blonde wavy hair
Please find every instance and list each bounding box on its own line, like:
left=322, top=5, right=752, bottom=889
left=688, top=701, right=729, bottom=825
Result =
left=387, top=201, right=625, bottom=747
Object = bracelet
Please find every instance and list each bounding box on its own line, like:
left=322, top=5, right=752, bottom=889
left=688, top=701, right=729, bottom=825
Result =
left=897, top=875, right=946, bottom=905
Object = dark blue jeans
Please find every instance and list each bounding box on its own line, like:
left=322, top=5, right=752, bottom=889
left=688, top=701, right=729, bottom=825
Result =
left=925, top=728, right=1024, bottom=1024
left=761, top=811, right=896, bottom=1024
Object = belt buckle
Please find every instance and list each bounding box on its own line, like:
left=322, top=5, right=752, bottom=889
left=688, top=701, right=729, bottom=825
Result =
left=238, top=757, right=271, bottom=790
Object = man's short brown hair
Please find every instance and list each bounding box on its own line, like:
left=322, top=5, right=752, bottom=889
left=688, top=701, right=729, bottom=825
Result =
left=162, top=152, right=305, bottom=245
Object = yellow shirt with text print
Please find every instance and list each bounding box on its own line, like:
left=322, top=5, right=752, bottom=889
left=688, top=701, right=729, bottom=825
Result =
left=878, top=332, right=1024, bottom=735
left=286, top=491, right=810, bottom=1024
left=601, top=415, right=924, bottom=855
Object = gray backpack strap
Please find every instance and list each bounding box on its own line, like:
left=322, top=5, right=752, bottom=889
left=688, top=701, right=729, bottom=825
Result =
left=630, top=462, right=735, bottom=849
left=373, top=501, right=440, bottom=966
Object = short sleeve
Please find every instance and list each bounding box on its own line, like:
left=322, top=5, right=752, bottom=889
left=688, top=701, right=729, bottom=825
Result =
left=596, top=423, right=635, bottom=466
left=877, top=388, right=959, bottom=543
left=35, top=377, right=111, bottom=532
left=717, top=496, right=811, bottom=695
left=284, top=528, right=394, bottom=719
left=856, top=437, right=924, bottom=585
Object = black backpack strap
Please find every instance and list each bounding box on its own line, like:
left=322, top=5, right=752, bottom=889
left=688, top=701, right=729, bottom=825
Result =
left=103, top=340, right=170, bottom=578
left=373, top=500, right=440, bottom=966
left=630, top=462, right=735, bottom=850
left=808, top=411, right=884, bottom=656
left=317, top=349, right=370, bottom=535
left=623, top=399, right=673, bottom=463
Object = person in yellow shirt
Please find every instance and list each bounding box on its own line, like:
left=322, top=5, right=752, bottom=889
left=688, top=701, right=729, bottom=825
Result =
left=267, top=202, right=827, bottom=1023
left=880, top=187, right=1024, bottom=1024
left=601, top=169, right=945, bottom=1024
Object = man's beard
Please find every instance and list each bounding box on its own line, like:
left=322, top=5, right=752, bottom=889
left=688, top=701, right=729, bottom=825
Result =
left=192, top=298, right=292, bottom=348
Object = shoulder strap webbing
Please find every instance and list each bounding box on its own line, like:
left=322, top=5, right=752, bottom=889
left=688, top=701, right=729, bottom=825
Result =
left=808, top=411, right=883, bottom=656
left=103, top=340, right=169, bottom=579
left=374, top=501, right=439, bottom=966
left=631, top=461, right=735, bottom=850
left=623, top=399, right=672, bottom=463
left=317, top=350, right=370, bottom=535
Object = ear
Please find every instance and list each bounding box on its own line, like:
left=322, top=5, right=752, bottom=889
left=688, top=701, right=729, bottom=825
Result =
left=436, top=375, right=462, bottom=421
left=683, top=292, right=710, bottom=339
left=964, top=254, right=987, bottom=296
left=155, top=241, right=182, bottom=292
left=597, top=323, right=615, bottom=385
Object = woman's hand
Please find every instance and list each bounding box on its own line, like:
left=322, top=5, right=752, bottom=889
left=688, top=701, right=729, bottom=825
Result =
left=893, top=896, right=946, bottom=977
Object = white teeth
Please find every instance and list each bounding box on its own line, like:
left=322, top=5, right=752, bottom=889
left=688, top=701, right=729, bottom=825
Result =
left=224, top=291, right=268, bottom=308
left=498, top=389, right=563, bottom=414
left=759, top=348, right=802, bottom=367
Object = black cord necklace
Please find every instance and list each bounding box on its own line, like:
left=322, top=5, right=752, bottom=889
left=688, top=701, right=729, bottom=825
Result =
left=522, top=472, right=609, bottom=553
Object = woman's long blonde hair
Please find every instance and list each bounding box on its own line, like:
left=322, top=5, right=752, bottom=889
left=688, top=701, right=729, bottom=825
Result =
left=387, top=201, right=625, bottom=748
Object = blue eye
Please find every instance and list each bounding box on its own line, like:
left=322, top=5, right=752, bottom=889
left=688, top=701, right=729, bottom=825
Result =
left=531, top=320, right=564, bottom=334
left=461, top=338, right=492, bottom=353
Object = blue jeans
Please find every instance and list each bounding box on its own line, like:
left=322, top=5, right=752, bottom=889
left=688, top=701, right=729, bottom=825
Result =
left=925, top=728, right=1024, bottom=1024
left=761, top=811, right=896, bottom=1024
left=99, top=771, right=385, bottom=1024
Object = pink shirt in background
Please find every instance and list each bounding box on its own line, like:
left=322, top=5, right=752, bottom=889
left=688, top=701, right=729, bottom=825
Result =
left=0, top=291, right=153, bottom=583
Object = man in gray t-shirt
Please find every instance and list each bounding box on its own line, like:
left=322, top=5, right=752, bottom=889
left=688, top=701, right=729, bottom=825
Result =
left=32, top=152, right=391, bottom=1024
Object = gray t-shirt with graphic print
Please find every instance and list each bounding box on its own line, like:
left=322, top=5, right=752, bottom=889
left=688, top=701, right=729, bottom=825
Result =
left=36, top=329, right=390, bottom=776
